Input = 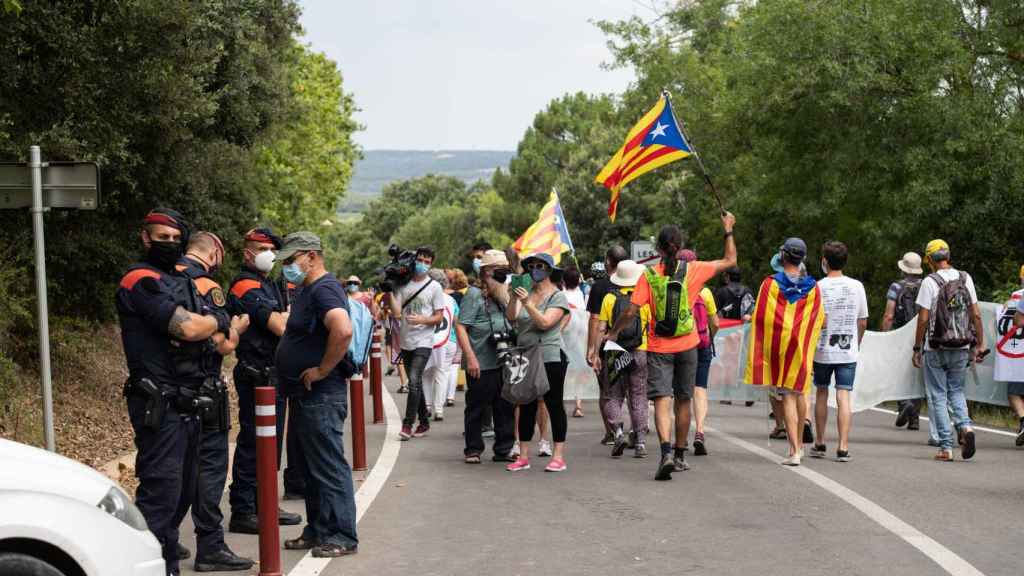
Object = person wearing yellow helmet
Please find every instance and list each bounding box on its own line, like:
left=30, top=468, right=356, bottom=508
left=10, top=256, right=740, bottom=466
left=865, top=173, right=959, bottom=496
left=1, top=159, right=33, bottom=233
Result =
left=912, top=239, right=986, bottom=461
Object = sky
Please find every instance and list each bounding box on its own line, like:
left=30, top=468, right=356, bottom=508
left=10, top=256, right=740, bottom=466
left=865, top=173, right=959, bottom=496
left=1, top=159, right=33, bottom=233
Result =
left=298, top=1, right=643, bottom=151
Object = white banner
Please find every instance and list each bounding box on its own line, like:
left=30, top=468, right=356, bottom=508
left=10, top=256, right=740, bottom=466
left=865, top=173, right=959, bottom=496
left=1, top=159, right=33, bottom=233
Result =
left=575, top=302, right=1013, bottom=412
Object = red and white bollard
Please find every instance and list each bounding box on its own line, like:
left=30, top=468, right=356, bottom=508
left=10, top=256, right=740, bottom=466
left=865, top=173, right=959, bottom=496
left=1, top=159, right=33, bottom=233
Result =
left=370, top=329, right=384, bottom=424
left=255, top=387, right=282, bottom=576
left=350, top=372, right=367, bottom=472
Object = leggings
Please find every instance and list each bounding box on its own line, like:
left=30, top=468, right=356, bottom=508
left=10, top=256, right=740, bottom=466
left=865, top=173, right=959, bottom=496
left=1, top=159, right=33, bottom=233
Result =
left=518, top=358, right=569, bottom=443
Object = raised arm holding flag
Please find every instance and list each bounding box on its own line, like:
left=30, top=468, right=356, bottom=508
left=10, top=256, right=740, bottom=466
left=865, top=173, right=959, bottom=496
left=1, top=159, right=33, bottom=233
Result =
left=596, top=90, right=724, bottom=221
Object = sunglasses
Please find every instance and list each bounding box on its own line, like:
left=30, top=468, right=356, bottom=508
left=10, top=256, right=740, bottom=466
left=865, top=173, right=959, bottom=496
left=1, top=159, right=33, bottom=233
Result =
left=525, top=262, right=549, bottom=271
left=282, top=251, right=308, bottom=266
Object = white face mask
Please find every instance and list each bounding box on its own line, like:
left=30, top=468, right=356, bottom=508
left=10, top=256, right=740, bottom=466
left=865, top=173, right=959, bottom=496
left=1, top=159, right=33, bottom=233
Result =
left=254, top=250, right=276, bottom=273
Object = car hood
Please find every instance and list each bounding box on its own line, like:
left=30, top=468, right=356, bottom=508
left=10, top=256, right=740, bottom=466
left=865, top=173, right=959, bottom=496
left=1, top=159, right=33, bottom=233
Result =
left=0, top=439, right=114, bottom=506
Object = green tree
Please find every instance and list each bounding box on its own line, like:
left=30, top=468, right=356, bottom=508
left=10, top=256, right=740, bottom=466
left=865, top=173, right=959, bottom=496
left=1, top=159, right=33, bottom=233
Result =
left=252, top=43, right=361, bottom=234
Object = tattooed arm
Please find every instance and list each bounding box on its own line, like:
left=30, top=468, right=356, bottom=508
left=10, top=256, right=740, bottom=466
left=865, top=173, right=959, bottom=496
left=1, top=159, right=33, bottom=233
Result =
left=167, top=306, right=219, bottom=342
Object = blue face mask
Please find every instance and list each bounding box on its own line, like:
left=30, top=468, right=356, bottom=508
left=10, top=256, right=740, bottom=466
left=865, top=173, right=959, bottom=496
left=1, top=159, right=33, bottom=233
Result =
left=472, top=258, right=482, bottom=274
left=415, top=262, right=430, bottom=276
left=530, top=268, right=549, bottom=283
left=346, top=284, right=359, bottom=293
left=282, top=262, right=306, bottom=284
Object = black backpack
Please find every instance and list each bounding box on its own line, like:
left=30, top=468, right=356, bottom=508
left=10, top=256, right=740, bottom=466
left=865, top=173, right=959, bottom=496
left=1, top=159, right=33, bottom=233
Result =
left=927, top=271, right=976, bottom=349
left=612, top=289, right=643, bottom=351
left=892, top=278, right=921, bottom=329
left=717, top=283, right=754, bottom=321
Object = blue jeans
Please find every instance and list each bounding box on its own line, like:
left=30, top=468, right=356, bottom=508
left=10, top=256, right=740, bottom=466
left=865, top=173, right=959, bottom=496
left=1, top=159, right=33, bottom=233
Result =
left=298, top=390, right=358, bottom=548
left=401, top=348, right=432, bottom=428
left=923, top=349, right=973, bottom=450
left=813, top=362, right=857, bottom=391
left=695, top=346, right=713, bottom=389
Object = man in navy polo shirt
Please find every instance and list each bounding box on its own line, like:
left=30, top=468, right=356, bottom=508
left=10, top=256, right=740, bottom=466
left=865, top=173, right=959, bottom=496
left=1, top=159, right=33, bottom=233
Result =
left=274, top=231, right=359, bottom=558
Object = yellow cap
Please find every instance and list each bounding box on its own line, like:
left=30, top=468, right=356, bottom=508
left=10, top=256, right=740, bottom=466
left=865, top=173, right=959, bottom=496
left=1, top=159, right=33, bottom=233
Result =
left=1019, top=264, right=1024, bottom=279
left=925, top=239, right=949, bottom=260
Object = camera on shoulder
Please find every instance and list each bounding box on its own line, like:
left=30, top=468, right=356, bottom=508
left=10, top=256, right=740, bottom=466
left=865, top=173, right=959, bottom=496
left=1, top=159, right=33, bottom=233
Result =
left=378, top=244, right=417, bottom=293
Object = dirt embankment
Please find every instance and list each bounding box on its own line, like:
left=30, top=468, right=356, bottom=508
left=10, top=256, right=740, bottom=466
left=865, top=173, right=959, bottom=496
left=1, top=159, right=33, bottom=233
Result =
left=1, top=322, right=238, bottom=494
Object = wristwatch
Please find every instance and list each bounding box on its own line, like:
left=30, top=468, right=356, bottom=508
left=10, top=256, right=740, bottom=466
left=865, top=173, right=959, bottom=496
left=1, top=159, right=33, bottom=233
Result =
left=723, top=231, right=734, bottom=238
left=912, top=345, right=922, bottom=352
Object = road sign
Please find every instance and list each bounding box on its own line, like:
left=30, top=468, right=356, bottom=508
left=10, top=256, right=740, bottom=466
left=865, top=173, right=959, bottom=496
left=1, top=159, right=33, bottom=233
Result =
left=0, top=162, right=100, bottom=210
left=631, top=240, right=660, bottom=266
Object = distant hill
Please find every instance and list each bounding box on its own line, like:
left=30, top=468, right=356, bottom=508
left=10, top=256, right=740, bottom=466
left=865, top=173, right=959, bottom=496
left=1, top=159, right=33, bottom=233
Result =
left=341, top=149, right=514, bottom=212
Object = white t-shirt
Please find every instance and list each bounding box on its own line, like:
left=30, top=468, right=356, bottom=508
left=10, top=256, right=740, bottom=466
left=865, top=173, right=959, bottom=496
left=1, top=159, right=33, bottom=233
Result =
left=396, top=277, right=447, bottom=351
left=915, top=267, right=978, bottom=351
left=815, top=275, right=869, bottom=364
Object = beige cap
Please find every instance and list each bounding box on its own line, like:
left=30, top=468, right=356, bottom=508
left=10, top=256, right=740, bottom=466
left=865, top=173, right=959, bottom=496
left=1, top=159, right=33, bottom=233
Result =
left=480, top=249, right=509, bottom=268
left=345, top=275, right=361, bottom=284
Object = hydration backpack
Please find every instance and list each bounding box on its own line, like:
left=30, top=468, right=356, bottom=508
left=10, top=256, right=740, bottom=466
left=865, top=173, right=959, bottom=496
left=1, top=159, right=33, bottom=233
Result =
left=611, top=289, right=643, bottom=351
left=346, top=298, right=375, bottom=372
left=892, top=277, right=921, bottom=329
left=645, top=262, right=694, bottom=338
left=927, top=271, right=976, bottom=349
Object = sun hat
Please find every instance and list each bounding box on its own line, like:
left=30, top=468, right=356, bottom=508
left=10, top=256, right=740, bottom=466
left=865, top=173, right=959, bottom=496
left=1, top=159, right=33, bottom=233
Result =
left=479, top=249, right=509, bottom=268
left=610, top=260, right=644, bottom=287
left=897, top=252, right=923, bottom=275
left=521, top=252, right=562, bottom=271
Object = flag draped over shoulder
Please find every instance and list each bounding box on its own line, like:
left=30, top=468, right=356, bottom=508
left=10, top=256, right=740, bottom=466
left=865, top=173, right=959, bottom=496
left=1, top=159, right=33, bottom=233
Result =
left=512, top=190, right=575, bottom=264
left=744, top=273, right=825, bottom=393
left=595, top=94, right=692, bottom=222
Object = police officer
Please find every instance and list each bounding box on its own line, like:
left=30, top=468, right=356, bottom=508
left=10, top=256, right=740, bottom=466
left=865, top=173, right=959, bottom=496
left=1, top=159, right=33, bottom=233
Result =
left=176, top=232, right=254, bottom=571
left=227, top=228, right=303, bottom=533
left=117, top=208, right=237, bottom=576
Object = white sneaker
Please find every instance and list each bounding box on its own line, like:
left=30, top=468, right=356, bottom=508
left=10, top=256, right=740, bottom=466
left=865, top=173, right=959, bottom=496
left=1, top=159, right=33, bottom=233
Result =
left=510, top=441, right=521, bottom=457
left=781, top=455, right=801, bottom=467
left=538, top=439, right=553, bottom=457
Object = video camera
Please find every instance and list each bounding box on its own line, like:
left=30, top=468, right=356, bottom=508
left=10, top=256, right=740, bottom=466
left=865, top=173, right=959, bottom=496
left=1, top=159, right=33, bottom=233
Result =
left=378, top=244, right=417, bottom=293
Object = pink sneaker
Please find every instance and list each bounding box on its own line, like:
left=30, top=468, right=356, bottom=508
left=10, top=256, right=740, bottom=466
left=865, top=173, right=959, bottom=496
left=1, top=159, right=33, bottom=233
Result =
left=399, top=426, right=412, bottom=441
left=505, top=458, right=530, bottom=472
left=544, top=458, right=567, bottom=473
left=413, top=423, right=430, bottom=438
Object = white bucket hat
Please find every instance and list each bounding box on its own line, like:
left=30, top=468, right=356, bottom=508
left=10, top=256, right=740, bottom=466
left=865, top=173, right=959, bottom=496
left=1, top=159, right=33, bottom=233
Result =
left=610, top=260, right=644, bottom=287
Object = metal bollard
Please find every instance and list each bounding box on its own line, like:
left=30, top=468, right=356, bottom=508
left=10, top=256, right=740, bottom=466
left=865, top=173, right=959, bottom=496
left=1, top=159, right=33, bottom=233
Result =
left=370, top=329, right=384, bottom=424
left=255, top=387, right=282, bottom=576
left=350, top=372, right=367, bottom=471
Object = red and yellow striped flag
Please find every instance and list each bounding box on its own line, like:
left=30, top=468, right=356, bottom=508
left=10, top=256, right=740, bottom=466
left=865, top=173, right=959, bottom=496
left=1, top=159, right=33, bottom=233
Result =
left=744, top=276, right=825, bottom=393
left=595, top=94, right=691, bottom=222
left=511, top=190, right=575, bottom=264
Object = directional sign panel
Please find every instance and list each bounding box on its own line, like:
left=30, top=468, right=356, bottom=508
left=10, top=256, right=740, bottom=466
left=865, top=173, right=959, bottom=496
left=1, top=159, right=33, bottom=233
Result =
left=631, top=240, right=660, bottom=266
left=0, top=162, right=100, bottom=210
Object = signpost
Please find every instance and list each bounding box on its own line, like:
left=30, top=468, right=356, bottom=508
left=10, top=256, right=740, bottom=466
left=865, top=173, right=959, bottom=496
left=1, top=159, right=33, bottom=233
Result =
left=0, top=147, right=100, bottom=452
left=630, top=239, right=660, bottom=266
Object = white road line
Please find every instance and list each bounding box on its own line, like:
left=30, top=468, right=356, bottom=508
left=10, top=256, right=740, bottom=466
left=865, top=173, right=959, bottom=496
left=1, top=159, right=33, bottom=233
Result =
left=868, top=407, right=1016, bottom=438
left=287, top=386, right=402, bottom=576
left=709, top=425, right=986, bottom=576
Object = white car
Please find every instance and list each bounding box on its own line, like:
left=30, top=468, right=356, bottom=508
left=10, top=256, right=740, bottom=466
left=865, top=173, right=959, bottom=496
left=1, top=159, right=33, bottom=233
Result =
left=0, top=438, right=165, bottom=576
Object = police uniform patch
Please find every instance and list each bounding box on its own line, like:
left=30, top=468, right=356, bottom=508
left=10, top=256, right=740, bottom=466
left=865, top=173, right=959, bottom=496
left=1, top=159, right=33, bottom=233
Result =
left=211, top=287, right=227, bottom=308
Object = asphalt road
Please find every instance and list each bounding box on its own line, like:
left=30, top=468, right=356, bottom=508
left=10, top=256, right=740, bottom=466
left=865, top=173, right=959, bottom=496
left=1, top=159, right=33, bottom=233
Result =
left=180, top=379, right=1022, bottom=576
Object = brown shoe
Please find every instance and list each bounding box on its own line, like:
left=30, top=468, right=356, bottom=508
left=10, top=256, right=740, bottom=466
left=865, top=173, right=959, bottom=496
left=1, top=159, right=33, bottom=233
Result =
left=284, top=536, right=317, bottom=550
left=934, top=450, right=954, bottom=462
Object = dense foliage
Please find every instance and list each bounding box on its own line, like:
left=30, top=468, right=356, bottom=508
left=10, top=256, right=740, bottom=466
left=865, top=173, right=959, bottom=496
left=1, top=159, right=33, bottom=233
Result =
left=0, top=1, right=358, bottom=374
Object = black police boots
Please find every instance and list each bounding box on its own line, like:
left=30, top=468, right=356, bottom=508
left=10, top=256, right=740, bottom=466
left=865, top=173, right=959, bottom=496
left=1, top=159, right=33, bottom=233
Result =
left=229, top=508, right=302, bottom=534
left=194, top=547, right=254, bottom=572
left=176, top=543, right=191, bottom=560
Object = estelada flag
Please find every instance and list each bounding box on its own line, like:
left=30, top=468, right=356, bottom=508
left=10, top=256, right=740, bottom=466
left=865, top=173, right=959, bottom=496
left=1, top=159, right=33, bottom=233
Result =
left=595, top=94, right=691, bottom=222
left=512, top=190, right=575, bottom=264
left=744, top=273, right=825, bottom=393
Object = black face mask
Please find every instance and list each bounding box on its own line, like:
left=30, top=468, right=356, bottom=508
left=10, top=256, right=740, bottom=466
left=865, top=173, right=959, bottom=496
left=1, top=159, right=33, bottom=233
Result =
left=146, top=241, right=183, bottom=271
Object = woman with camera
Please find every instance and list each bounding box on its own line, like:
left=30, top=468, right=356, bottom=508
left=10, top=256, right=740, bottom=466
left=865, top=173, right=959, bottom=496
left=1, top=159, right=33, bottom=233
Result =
left=505, top=253, right=572, bottom=472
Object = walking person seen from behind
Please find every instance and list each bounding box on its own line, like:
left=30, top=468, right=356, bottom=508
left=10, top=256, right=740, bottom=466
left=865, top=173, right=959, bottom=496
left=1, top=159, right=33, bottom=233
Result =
left=810, top=241, right=868, bottom=463
left=607, top=213, right=737, bottom=481
left=505, top=253, right=572, bottom=473
left=882, top=252, right=925, bottom=431
left=911, top=239, right=987, bottom=462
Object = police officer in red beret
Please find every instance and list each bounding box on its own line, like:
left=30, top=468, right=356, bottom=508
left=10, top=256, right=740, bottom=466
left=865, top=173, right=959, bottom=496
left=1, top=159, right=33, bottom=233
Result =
left=117, top=208, right=236, bottom=576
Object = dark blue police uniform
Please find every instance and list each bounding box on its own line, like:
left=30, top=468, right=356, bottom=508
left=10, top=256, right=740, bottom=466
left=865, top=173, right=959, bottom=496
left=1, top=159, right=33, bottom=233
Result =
left=227, top=266, right=304, bottom=524
left=176, top=257, right=232, bottom=560
left=117, top=261, right=209, bottom=576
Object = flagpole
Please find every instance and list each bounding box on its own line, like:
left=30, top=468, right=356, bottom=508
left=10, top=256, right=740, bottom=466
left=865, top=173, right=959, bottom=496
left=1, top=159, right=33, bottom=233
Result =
left=552, top=188, right=580, bottom=270
left=662, top=89, right=727, bottom=216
